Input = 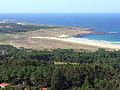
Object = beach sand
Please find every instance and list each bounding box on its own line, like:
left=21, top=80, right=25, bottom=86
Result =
left=9, top=37, right=99, bottom=50
left=8, top=28, right=120, bottom=50
left=30, top=36, right=120, bottom=50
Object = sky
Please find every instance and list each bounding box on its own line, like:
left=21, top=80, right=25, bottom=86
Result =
left=0, top=0, right=120, bottom=13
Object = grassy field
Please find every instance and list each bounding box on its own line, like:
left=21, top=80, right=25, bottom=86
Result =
left=0, top=34, right=15, bottom=45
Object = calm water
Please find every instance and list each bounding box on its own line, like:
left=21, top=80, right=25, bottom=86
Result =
left=0, top=13, right=120, bottom=43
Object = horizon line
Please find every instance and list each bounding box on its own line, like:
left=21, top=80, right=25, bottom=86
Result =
left=0, top=12, right=120, bottom=14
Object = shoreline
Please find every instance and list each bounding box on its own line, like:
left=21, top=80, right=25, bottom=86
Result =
left=30, top=36, right=120, bottom=50
left=7, top=26, right=104, bottom=50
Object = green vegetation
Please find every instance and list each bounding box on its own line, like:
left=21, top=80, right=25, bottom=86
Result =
left=0, top=45, right=120, bottom=90
left=0, top=34, right=15, bottom=45
left=0, top=23, right=59, bottom=34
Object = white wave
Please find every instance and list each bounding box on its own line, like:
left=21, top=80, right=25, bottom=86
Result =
left=108, top=32, right=119, bottom=34
left=111, top=42, right=120, bottom=44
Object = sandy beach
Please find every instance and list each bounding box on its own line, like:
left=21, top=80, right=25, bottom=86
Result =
left=30, top=36, right=120, bottom=50
left=7, top=28, right=120, bottom=50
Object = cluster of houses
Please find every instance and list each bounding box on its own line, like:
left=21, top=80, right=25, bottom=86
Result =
left=0, top=25, right=12, bottom=29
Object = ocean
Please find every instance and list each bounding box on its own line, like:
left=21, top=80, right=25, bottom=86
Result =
left=0, top=13, right=120, bottom=44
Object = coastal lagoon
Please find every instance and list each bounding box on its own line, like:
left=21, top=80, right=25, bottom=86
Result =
left=0, top=13, right=120, bottom=44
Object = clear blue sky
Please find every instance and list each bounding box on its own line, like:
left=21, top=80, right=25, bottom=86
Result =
left=0, top=0, right=120, bottom=13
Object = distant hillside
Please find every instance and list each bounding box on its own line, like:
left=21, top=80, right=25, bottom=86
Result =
left=0, top=22, right=59, bottom=34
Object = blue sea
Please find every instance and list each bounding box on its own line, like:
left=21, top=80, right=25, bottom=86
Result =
left=0, top=13, right=120, bottom=44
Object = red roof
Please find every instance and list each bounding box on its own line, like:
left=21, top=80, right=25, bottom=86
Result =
left=0, top=83, right=10, bottom=87
left=42, top=88, right=47, bottom=90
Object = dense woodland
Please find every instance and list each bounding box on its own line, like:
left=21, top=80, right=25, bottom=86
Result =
left=0, top=23, right=59, bottom=33
left=0, top=45, right=120, bottom=90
